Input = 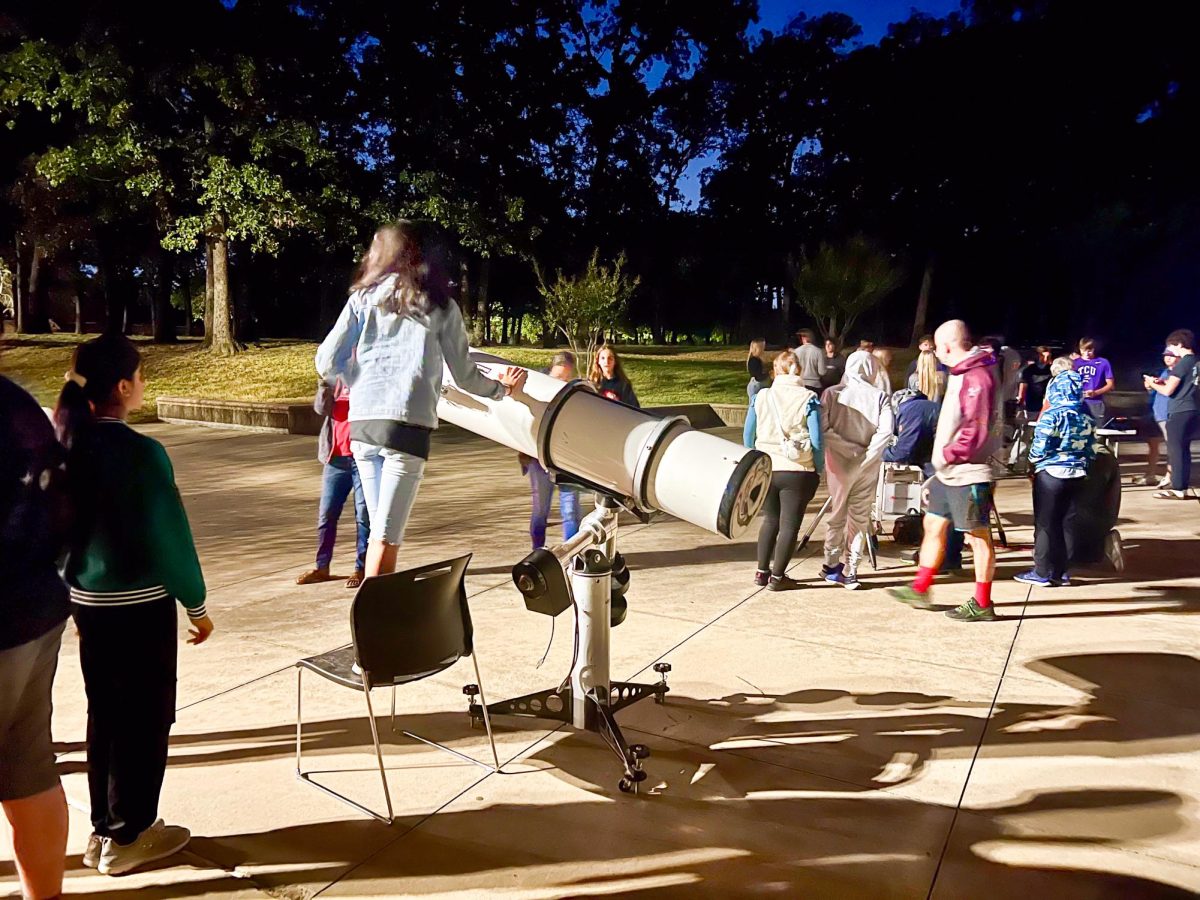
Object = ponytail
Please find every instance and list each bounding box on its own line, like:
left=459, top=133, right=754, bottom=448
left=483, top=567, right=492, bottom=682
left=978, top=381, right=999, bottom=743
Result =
left=53, top=334, right=142, bottom=452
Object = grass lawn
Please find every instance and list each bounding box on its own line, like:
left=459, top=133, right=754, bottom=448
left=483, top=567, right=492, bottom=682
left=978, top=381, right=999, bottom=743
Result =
left=0, top=334, right=756, bottom=422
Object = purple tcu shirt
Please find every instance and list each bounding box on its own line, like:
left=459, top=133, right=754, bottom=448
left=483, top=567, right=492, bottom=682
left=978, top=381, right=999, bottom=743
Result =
left=1073, top=357, right=1113, bottom=393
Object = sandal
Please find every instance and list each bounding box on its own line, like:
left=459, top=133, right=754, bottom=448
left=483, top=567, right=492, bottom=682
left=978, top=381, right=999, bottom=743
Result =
left=1153, top=490, right=1191, bottom=500
left=345, top=570, right=365, bottom=589
left=296, top=568, right=334, bottom=585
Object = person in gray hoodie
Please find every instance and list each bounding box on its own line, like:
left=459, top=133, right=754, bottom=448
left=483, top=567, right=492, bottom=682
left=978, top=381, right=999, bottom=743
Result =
left=819, top=350, right=895, bottom=591
left=795, top=329, right=826, bottom=391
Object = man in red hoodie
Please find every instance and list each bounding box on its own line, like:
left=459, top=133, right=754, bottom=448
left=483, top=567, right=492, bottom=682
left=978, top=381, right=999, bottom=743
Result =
left=890, top=320, right=1003, bottom=621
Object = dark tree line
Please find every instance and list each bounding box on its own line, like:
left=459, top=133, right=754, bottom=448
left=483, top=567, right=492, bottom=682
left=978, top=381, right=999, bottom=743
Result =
left=2, top=0, right=1197, bottom=355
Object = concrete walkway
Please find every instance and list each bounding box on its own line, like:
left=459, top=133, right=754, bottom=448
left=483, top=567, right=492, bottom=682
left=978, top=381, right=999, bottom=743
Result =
left=3, top=424, right=1199, bottom=898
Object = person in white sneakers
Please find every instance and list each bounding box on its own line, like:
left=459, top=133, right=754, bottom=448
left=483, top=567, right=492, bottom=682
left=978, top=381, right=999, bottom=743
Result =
left=819, top=350, right=895, bottom=590
left=751, top=350, right=825, bottom=591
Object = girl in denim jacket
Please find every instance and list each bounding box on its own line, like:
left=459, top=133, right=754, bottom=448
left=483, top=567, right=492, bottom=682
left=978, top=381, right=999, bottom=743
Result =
left=316, top=222, right=525, bottom=575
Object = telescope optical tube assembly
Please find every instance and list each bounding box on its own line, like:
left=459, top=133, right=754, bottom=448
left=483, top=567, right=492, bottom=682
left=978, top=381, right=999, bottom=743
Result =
left=438, top=350, right=771, bottom=537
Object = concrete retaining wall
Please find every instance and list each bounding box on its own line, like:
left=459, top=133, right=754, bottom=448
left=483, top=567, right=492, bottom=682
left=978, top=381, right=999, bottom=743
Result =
left=157, top=397, right=746, bottom=434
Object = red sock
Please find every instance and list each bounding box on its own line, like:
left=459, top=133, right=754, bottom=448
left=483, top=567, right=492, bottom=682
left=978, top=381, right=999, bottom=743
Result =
left=975, top=582, right=993, bottom=609
left=913, top=566, right=938, bottom=594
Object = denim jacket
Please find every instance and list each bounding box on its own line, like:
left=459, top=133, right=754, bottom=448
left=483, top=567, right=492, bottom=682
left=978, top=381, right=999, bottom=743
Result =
left=315, top=275, right=505, bottom=429
left=1028, top=371, right=1096, bottom=474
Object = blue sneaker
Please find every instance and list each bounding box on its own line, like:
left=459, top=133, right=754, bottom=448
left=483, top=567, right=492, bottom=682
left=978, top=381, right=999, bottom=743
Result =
left=1056, top=574, right=1071, bottom=587
left=835, top=572, right=861, bottom=591
left=1013, top=569, right=1053, bottom=586
left=822, top=563, right=844, bottom=583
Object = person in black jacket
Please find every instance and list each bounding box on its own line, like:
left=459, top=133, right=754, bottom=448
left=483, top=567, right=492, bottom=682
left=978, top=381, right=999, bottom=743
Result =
left=0, top=375, right=70, bottom=900
left=589, top=345, right=640, bottom=407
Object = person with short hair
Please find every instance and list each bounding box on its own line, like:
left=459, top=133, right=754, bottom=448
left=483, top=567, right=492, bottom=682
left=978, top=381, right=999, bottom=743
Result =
left=751, top=350, right=824, bottom=590
left=794, top=328, right=826, bottom=391
left=1017, top=346, right=1054, bottom=419
left=890, top=320, right=1003, bottom=622
left=822, top=338, right=845, bottom=387
left=743, top=339, right=769, bottom=448
left=1073, top=337, right=1115, bottom=421
left=55, top=334, right=214, bottom=875
left=523, top=352, right=582, bottom=548
left=1145, top=329, right=1198, bottom=499
left=1134, top=348, right=1178, bottom=487
left=1, top=375, right=71, bottom=900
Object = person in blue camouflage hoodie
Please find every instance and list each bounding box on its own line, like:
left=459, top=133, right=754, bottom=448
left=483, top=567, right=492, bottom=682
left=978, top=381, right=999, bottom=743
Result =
left=1015, top=369, right=1096, bottom=586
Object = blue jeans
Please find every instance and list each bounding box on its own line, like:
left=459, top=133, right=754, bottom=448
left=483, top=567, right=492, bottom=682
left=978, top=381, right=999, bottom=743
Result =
left=743, top=378, right=762, bottom=449
left=352, top=443, right=426, bottom=546
left=528, top=460, right=581, bottom=548
left=316, top=456, right=370, bottom=571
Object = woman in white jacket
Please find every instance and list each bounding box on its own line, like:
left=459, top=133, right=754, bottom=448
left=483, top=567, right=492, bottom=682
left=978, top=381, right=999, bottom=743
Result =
left=752, top=350, right=825, bottom=591
left=819, top=350, right=895, bottom=590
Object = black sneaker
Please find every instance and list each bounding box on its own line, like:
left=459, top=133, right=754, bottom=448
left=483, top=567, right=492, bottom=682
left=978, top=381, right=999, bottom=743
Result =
left=944, top=598, right=997, bottom=622
left=768, top=575, right=802, bottom=592
left=754, top=569, right=770, bottom=587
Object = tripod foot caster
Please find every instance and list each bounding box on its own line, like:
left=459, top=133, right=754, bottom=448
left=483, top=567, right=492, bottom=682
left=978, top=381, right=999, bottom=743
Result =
left=652, top=662, right=671, bottom=702
left=618, top=769, right=648, bottom=793
left=629, top=743, right=650, bottom=760
left=463, top=684, right=481, bottom=728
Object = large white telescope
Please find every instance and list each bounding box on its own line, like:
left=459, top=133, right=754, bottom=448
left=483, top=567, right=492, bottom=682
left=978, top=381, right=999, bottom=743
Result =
left=438, top=350, right=771, bottom=538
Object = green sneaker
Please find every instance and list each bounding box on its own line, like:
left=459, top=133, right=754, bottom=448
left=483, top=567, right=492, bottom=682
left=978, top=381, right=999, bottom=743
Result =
left=944, top=598, right=997, bottom=622
left=889, top=585, right=934, bottom=610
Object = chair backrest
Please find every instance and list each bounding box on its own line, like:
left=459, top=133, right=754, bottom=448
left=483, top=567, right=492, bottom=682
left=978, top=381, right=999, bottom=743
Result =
left=350, top=554, right=473, bottom=689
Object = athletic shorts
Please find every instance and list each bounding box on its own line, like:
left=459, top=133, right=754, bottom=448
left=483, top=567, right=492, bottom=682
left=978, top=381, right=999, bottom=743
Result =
left=927, top=479, right=994, bottom=533
left=0, top=623, right=65, bottom=801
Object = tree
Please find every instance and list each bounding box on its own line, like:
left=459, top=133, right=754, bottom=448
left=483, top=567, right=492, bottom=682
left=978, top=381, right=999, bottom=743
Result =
left=537, top=250, right=638, bottom=374
left=792, top=235, right=904, bottom=347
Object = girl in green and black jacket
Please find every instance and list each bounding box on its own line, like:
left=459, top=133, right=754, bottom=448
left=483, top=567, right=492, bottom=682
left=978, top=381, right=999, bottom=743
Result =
left=55, top=334, right=212, bottom=876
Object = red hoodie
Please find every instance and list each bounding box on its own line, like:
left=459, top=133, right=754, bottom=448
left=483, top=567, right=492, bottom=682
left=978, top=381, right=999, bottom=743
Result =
left=932, top=349, right=1002, bottom=486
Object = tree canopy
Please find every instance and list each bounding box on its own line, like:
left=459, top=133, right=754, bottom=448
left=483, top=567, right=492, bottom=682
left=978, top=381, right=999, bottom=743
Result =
left=1, top=0, right=1196, bottom=356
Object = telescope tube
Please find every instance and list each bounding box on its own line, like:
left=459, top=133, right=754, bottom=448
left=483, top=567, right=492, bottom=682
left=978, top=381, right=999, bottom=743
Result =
left=437, top=350, right=771, bottom=539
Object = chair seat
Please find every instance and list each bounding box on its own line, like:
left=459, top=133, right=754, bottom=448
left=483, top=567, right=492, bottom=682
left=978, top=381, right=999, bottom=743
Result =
left=298, top=645, right=363, bottom=690
left=298, top=644, right=461, bottom=691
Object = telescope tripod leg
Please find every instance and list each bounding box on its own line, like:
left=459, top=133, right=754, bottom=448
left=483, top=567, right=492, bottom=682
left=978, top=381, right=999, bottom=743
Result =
left=587, top=690, right=650, bottom=794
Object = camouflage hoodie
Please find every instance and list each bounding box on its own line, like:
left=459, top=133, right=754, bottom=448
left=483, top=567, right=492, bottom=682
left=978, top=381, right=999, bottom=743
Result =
left=1028, top=370, right=1096, bottom=475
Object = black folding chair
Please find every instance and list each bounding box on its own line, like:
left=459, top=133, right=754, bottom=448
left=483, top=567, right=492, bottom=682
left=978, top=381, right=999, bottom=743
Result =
left=294, top=554, right=499, bottom=824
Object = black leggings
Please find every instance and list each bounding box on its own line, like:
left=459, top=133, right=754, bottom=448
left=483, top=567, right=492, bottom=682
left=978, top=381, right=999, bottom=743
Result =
left=1167, top=410, right=1199, bottom=492
left=757, top=471, right=819, bottom=577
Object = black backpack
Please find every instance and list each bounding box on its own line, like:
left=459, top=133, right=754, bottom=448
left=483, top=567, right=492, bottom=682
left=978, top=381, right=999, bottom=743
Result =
left=892, top=508, right=924, bottom=545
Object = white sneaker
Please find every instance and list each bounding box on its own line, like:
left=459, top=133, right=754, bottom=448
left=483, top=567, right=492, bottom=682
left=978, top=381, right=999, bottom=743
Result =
left=1104, top=530, right=1125, bottom=573
left=82, top=833, right=104, bottom=869
left=98, top=819, right=190, bottom=876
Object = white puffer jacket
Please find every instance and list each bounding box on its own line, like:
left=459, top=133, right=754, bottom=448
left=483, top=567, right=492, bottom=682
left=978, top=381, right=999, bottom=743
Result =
left=754, top=375, right=821, bottom=472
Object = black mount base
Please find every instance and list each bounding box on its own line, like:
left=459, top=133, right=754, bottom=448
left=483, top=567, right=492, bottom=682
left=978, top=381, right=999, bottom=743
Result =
left=469, top=679, right=668, bottom=792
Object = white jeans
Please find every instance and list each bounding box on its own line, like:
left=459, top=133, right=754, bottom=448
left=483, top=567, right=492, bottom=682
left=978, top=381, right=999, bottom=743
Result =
left=822, top=450, right=879, bottom=575
left=351, top=443, right=426, bottom=546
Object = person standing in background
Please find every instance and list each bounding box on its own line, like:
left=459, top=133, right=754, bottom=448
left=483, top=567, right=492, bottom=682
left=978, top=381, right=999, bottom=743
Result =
left=872, top=347, right=894, bottom=394
left=1017, top=346, right=1054, bottom=421
left=590, top=345, right=640, bottom=407
left=523, top=352, right=582, bottom=548
left=743, top=339, right=769, bottom=449
left=296, top=378, right=371, bottom=589
left=822, top=338, right=846, bottom=387
left=794, top=329, right=826, bottom=392
left=1073, top=337, right=1115, bottom=421
left=1145, top=329, right=1198, bottom=500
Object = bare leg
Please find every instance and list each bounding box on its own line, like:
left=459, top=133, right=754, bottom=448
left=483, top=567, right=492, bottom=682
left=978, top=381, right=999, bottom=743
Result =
left=3, top=783, right=67, bottom=900
left=364, top=539, right=400, bottom=577
left=1146, top=437, right=1161, bottom=478
left=966, top=526, right=995, bottom=584
left=918, top=513, right=950, bottom=571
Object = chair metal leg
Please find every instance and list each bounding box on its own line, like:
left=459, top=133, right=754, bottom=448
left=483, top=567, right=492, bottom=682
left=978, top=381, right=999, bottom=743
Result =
left=295, top=665, right=395, bottom=825
left=471, top=654, right=501, bottom=772
left=390, top=684, right=396, bottom=731
left=363, top=687, right=395, bottom=824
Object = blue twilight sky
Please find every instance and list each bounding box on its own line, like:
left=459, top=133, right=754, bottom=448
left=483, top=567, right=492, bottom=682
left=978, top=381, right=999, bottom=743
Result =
left=673, top=0, right=964, bottom=206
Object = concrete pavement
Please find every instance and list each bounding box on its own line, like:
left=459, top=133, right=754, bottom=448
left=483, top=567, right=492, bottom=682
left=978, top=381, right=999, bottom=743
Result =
left=3, top=423, right=1199, bottom=898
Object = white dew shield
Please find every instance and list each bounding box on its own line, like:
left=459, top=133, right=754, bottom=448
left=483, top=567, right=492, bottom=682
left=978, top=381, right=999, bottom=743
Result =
left=438, top=350, right=771, bottom=539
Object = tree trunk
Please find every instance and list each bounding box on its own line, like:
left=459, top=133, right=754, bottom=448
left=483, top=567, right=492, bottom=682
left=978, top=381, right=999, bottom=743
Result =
left=74, top=292, right=82, bottom=333
left=911, top=257, right=934, bottom=346
left=209, top=230, right=241, bottom=356
left=476, top=258, right=490, bottom=343
left=152, top=250, right=176, bottom=343
left=19, top=239, right=51, bottom=334
left=202, top=238, right=215, bottom=347
left=500, top=310, right=509, bottom=344
left=515, top=314, right=522, bottom=345
left=459, top=259, right=472, bottom=331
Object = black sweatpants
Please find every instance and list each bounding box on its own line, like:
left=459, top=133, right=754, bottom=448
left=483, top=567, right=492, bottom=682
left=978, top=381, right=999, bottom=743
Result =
left=1167, top=409, right=1199, bottom=493
left=757, top=471, right=819, bottom=577
left=73, top=596, right=177, bottom=846
left=1033, top=471, right=1083, bottom=581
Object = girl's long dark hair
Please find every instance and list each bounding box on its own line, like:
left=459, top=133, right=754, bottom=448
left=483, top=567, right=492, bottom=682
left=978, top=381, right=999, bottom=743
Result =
left=350, top=220, right=454, bottom=317
left=54, top=334, right=142, bottom=453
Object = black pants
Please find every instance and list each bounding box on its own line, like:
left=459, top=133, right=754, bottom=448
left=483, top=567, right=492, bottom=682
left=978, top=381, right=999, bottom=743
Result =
left=73, top=597, right=177, bottom=845
left=1033, top=472, right=1083, bottom=580
left=1167, top=409, right=1199, bottom=493
left=757, top=471, right=819, bottom=577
